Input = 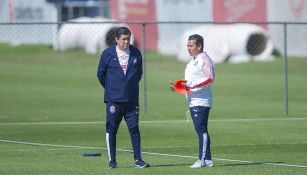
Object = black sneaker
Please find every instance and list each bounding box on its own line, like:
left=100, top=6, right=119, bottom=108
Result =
left=135, top=159, right=150, bottom=168
left=108, top=160, right=117, bottom=169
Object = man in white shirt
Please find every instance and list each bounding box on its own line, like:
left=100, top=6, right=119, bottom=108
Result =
left=171, top=34, right=215, bottom=168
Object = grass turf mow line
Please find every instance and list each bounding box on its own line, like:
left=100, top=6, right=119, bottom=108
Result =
left=1, top=139, right=306, bottom=169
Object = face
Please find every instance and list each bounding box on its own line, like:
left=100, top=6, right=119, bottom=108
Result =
left=187, top=39, right=202, bottom=57
left=115, top=34, right=131, bottom=51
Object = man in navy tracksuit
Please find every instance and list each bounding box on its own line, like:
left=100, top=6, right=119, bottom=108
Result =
left=97, top=27, right=150, bottom=169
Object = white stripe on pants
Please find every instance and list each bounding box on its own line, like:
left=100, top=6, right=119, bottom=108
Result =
left=106, top=133, right=111, bottom=161
left=201, top=133, right=208, bottom=161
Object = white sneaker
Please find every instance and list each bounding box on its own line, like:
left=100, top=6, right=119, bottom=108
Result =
left=205, top=160, right=214, bottom=167
left=190, top=160, right=205, bottom=168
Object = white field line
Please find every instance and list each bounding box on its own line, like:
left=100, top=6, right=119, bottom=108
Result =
left=1, top=139, right=307, bottom=169
left=0, top=121, right=106, bottom=125
left=142, top=141, right=307, bottom=149
left=1, top=117, right=307, bottom=125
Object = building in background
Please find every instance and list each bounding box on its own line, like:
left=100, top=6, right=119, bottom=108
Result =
left=267, top=0, right=307, bottom=57
left=212, top=0, right=307, bottom=58
left=0, top=0, right=109, bottom=46
left=0, top=0, right=57, bottom=45
left=0, top=0, right=306, bottom=59
left=0, top=0, right=109, bottom=23
left=46, top=0, right=109, bottom=21
left=109, top=0, right=158, bottom=50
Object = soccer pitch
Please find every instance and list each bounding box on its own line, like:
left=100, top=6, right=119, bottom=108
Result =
left=0, top=44, right=307, bottom=174
left=1, top=118, right=307, bottom=175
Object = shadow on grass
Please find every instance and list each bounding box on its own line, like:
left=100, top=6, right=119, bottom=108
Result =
left=149, top=163, right=191, bottom=168
left=220, top=162, right=285, bottom=167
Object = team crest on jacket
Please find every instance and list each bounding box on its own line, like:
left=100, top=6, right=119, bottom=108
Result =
left=110, top=105, right=115, bottom=113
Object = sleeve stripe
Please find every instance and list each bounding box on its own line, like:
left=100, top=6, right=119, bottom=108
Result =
left=191, top=78, right=213, bottom=89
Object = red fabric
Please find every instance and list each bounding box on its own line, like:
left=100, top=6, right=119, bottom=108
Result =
left=191, top=78, right=213, bottom=89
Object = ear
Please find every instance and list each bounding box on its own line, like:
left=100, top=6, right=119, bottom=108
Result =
left=115, top=37, right=120, bottom=43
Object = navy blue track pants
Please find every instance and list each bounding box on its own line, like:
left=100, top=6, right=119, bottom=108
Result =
left=190, top=106, right=212, bottom=160
left=105, top=102, right=141, bottom=161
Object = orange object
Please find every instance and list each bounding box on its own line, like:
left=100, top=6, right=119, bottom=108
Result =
left=174, top=79, right=190, bottom=94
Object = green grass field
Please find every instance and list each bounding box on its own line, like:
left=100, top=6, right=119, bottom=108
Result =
left=1, top=119, right=307, bottom=175
left=0, top=44, right=307, bottom=174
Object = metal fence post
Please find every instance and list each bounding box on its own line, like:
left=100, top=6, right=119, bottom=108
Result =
left=141, top=23, right=147, bottom=114
left=283, top=23, right=289, bottom=115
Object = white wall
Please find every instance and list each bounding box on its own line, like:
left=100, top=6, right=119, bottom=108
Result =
left=0, top=0, right=57, bottom=45
left=156, top=0, right=212, bottom=55
left=267, top=0, right=307, bottom=57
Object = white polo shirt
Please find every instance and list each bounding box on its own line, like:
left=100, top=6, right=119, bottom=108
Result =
left=184, top=52, right=215, bottom=108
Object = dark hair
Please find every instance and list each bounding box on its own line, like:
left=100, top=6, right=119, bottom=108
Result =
left=115, top=27, right=131, bottom=39
left=188, top=34, right=204, bottom=51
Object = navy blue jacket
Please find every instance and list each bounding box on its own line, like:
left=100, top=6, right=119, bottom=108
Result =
left=97, top=44, right=143, bottom=103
